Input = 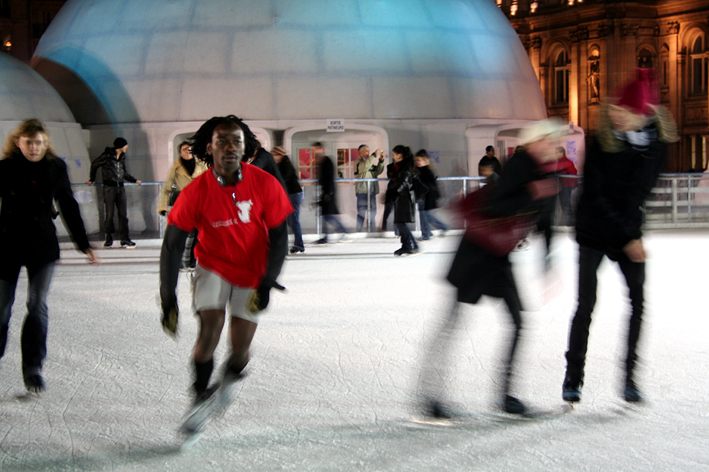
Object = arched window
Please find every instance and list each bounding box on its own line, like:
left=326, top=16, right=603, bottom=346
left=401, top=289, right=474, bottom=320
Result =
left=553, top=50, right=570, bottom=104
left=689, top=33, right=708, bottom=96
left=587, top=48, right=600, bottom=101
left=637, top=48, right=654, bottom=69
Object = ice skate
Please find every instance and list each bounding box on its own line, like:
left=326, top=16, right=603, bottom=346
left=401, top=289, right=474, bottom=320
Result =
left=562, top=378, right=582, bottom=405
left=501, top=395, right=528, bottom=415
left=179, top=385, right=219, bottom=436
left=24, top=374, right=45, bottom=394
left=623, top=380, right=643, bottom=404
left=212, top=362, right=247, bottom=418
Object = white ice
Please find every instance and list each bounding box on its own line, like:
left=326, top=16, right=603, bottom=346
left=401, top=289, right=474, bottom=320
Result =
left=0, top=230, right=707, bottom=471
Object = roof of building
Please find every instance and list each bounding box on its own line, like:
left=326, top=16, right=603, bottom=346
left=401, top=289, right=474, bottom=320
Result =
left=0, top=51, right=76, bottom=122
left=32, top=0, right=546, bottom=125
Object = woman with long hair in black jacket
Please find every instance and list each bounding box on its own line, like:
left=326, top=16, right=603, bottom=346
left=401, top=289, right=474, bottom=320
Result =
left=386, top=145, right=419, bottom=256
left=0, top=119, right=96, bottom=393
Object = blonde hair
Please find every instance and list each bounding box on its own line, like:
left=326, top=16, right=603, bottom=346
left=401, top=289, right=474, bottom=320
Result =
left=597, top=101, right=679, bottom=153
left=2, top=119, right=57, bottom=160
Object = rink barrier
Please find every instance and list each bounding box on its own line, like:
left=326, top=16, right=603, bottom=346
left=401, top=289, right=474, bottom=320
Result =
left=55, top=173, right=709, bottom=241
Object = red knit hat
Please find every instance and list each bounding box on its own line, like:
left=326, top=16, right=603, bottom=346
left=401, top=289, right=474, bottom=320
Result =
left=616, top=68, right=658, bottom=116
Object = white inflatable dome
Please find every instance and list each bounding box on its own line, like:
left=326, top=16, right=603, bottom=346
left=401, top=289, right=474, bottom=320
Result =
left=0, top=51, right=75, bottom=122
left=32, top=0, right=545, bottom=125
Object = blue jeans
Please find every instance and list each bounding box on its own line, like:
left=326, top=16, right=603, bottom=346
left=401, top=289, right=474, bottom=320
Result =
left=322, top=214, right=348, bottom=241
left=0, top=262, right=56, bottom=377
left=356, top=193, right=377, bottom=232
left=287, top=192, right=304, bottom=250
left=418, top=200, right=449, bottom=238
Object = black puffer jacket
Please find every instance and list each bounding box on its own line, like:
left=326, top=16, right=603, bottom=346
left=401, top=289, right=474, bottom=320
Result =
left=576, top=122, right=666, bottom=255
left=89, top=147, right=138, bottom=186
left=0, top=153, right=90, bottom=274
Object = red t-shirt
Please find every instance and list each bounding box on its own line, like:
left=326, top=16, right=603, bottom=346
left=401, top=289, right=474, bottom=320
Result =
left=168, top=163, right=292, bottom=288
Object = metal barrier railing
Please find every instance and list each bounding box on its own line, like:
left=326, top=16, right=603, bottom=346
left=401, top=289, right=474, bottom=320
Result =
left=55, top=173, right=709, bottom=241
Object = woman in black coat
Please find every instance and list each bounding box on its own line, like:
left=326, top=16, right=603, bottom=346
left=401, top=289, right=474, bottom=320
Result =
left=386, top=145, right=419, bottom=256
left=419, top=119, right=563, bottom=417
left=0, top=119, right=96, bottom=392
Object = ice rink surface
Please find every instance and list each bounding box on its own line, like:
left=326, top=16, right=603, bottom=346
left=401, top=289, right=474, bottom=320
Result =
left=0, top=230, right=707, bottom=471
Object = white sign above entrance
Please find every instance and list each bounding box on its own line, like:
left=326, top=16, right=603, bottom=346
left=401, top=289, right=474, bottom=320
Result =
left=326, top=119, right=345, bottom=132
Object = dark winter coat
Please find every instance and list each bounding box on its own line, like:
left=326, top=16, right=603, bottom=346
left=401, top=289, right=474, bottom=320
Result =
left=447, top=151, right=555, bottom=304
left=276, top=155, right=302, bottom=196
left=0, top=153, right=90, bottom=275
left=575, top=122, right=667, bottom=257
left=386, top=162, right=416, bottom=224
left=89, top=147, right=138, bottom=186
left=250, top=148, right=286, bottom=189
left=417, top=165, right=441, bottom=211
left=317, top=155, right=339, bottom=215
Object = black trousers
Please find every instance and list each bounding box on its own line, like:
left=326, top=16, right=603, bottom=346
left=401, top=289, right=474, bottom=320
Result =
left=565, top=245, right=645, bottom=384
left=103, top=185, right=130, bottom=240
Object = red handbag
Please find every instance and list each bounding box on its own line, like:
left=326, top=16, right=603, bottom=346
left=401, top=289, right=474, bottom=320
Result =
left=456, top=187, right=534, bottom=256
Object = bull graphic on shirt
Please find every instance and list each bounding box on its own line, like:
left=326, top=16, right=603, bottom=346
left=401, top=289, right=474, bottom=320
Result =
left=235, top=200, right=253, bottom=223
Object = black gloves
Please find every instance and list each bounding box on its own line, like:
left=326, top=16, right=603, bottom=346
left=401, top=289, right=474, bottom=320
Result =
left=161, top=302, right=179, bottom=337
left=248, top=284, right=271, bottom=313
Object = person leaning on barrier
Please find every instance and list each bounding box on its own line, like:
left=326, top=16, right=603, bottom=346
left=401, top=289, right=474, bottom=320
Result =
left=354, top=144, right=385, bottom=232
left=87, top=137, right=142, bottom=248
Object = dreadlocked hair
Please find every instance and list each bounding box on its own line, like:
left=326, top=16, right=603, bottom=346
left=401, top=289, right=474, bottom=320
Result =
left=188, top=115, right=257, bottom=167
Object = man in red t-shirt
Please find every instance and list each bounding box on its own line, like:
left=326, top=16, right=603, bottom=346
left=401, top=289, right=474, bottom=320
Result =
left=159, top=116, right=292, bottom=434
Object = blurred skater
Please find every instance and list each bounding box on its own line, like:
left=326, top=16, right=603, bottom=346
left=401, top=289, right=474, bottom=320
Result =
left=386, top=145, right=420, bottom=256
left=562, top=69, right=679, bottom=404
left=313, top=142, right=348, bottom=243
left=272, top=146, right=305, bottom=254
left=0, top=119, right=96, bottom=393
left=158, top=141, right=208, bottom=269
left=159, top=115, right=291, bottom=434
left=418, top=119, right=563, bottom=417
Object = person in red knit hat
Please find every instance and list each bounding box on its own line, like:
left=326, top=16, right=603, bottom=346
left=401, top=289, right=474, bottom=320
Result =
left=562, top=69, right=679, bottom=405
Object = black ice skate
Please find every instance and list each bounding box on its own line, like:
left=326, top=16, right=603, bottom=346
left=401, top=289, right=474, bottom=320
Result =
left=562, top=378, right=582, bottom=404
left=24, top=373, right=45, bottom=394
left=623, top=380, right=643, bottom=403
left=501, top=395, right=528, bottom=415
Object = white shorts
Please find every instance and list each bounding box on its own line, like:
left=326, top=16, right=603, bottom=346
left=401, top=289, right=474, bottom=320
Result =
left=191, top=265, right=258, bottom=323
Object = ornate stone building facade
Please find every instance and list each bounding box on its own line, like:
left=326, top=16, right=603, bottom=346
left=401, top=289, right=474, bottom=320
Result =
left=0, top=0, right=66, bottom=61
left=499, top=0, right=709, bottom=173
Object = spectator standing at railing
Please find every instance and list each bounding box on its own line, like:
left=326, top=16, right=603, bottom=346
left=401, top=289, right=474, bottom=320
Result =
left=87, top=137, right=142, bottom=248
left=555, top=146, right=578, bottom=226
left=562, top=69, right=679, bottom=406
left=157, top=141, right=208, bottom=269
left=479, top=145, right=502, bottom=176
left=354, top=144, right=385, bottom=232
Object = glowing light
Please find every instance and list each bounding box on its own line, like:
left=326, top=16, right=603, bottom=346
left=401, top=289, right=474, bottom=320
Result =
left=3, top=41, right=11, bottom=48
left=531, top=1, right=538, bottom=13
